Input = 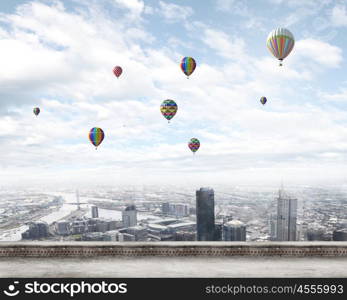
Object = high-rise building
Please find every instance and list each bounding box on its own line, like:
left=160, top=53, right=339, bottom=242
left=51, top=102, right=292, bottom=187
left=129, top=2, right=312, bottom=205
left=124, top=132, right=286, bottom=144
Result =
left=196, top=187, right=215, bottom=241
left=55, top=221, right=70, bottom=235
left=122, top=205, right=137, bottom=228
left=71, top=220, right=87, bottom=235
left=306, top=227, right=329, bottom=241
left=22, top=221, right=49, bottom=239
left=161, top=202, right=170, bottom=215
left=214, top=220, right=223, bottom=241
left=91, top=206, right=99, bottom=218
left=269, top=213, right=277, bottom=241
left=161, top=203, right=190, bottom=217
left=276, top=188, right=297, bottom=241
left=333, top=229, right=347, bottom=241
left=223, top=220, right=246, bottom=241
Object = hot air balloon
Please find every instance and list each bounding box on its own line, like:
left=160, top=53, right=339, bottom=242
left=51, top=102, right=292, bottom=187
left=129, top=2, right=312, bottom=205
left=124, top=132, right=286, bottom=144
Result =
left=188, top=138, right=200, bottom=154
left=113, top=66, right=122, bottom=78
left=266, top=28, right=294, bottom=66
left=33, top=107, right=40, bottom=116
left=180, top=57, right=196, bottom=78
left=160, top=99, right=178, bottom=123
left=89, top=127, right=104, bottom=149
left=260, top=97, right=267, bottom=105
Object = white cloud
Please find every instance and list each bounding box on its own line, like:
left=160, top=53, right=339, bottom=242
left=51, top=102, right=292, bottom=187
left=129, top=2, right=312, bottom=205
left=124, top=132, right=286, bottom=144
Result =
left=202, top=28, right=247, bottom=61
left=157, top=1, right=193, bottom=22
left=216, top=0, right=247, bottom=15
left=294, top=39, right=343, bottom=68
left=215, top=0, right=265, bottom=30
left=0, top=1, right=346, bottom=186
left=320, top=86, right=347, bottom=102
left=331, top=4, right=347, bottom=26
left=113, top=0, right=145, bottom=20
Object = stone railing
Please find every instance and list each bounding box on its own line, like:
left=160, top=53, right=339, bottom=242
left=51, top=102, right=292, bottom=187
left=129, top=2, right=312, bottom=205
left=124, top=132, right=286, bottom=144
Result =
left=0, top=242, right=346, bottom=257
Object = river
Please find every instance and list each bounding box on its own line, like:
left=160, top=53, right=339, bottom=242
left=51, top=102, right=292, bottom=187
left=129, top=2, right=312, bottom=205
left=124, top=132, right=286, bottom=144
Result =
left=0, top=192, right=159, bottom=241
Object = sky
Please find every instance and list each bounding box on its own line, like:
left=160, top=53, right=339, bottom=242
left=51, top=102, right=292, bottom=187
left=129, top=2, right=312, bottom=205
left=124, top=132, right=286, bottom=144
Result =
left=1, top=0, right=347, bottom=187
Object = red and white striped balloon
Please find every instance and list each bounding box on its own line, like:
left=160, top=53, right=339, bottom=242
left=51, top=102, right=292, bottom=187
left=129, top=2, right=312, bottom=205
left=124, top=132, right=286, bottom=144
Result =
left=113, top=66, right=122, bottom=78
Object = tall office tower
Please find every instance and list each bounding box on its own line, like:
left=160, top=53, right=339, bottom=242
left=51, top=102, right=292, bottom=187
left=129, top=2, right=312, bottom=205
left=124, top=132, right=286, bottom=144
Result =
left=333, top=229, right=347, bottom=241
left=91, top=206, right=99, bottom=218
left=269, top=213, right=277, bottom=241
left=122, top=205, right=137, bottom=228
left=161, top=202, right=170, bottom=215
left=55, top=221, right=70, bottom=235
left=276, top=188, right=298, bottom=241
left=214, top=221, right=223, bottom=241
left=196, top=187, right=215, bottom=241
left=223, top=220, right=246, bottom=241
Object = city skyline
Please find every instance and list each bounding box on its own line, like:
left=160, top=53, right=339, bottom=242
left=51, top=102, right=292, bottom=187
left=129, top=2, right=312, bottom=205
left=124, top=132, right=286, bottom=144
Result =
left=1, top=1, right=347, bottom=186
left=1, top=184, right=346, bottom=242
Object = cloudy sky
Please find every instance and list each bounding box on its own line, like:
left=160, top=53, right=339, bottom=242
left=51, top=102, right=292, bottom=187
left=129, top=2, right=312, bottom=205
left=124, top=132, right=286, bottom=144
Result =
left=1, top=0, right=347, bottom=187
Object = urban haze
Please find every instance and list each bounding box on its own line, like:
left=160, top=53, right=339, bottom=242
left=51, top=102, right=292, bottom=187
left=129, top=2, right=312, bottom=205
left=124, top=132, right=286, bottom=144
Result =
left=0, top=184, right=346, bottom=242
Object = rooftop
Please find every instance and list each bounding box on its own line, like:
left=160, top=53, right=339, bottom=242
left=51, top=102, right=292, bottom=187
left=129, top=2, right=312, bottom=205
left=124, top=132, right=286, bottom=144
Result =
left=0, top=242, right=346, bottom=277
left=1, top=256, right=346, bottom=278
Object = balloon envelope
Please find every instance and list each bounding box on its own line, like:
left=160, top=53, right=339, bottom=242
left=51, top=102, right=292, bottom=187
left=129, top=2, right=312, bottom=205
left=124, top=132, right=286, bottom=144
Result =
left=33, top=107, right=40, bottom=116
left=113, top=66, right=122, bottom=78
left=267, top=28, right=294, bottom=65
left=89, top=127, right=105, bottom=148
left=160, top=99, right=178, bottom=121
left=260, top=97, right=267, bottom=105
left=188, top=138, right=200, bottom=153
left=180, top=57, right=196, bottom=77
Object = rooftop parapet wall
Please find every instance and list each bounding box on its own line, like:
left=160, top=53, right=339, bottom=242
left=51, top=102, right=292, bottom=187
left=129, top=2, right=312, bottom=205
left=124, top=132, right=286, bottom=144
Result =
left=0, top=242, right=347, bottom=257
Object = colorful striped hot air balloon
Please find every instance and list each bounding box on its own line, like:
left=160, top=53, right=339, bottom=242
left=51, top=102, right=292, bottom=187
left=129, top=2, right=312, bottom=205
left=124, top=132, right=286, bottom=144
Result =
left=267, top=28, right=295, bottom=66
left=180, top=57, right=196, bottom=78
left=260, top=97, right=267, bottom=105
left=113, top=66, right=122, bottom=78
left=188, top=138, right=200, bottom=154
left=33, top=107, right=40, bottom=116
left=160, top=99, right=178, bottom=123
left=89, top=127, right=104, bottom=149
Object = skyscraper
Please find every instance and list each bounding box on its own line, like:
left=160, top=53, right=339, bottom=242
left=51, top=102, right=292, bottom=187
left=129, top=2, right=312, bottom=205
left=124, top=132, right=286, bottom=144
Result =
left=276, top=188, right=297, bottom=241
left=196, top=187, right=215, bottom=241
left=91, top=206, right=99, bottom=218
left=269, top=213, right=277, bottom=241
left=161, top=202, right=170, bottom=215
left=223, top=220, right=246, bottom=241
left=122, top=205, right=137, bottom=228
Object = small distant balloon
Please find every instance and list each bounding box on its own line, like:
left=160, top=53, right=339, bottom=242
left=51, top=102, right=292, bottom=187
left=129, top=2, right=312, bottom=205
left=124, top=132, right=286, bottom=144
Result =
left=33, top=107, right=40, bottom=116
left=113, top=66, right=123, bottom=78
left=160, top=99, right=178, bottom=122
left=266, top=28, right=295, bottom=66
left=180, top=57, right=196, bottom=78
left=188, top=138, right=200, bottom=154
left=260, top=97, right=267, bottom=105
left=89, top=127, right=104, bottom=149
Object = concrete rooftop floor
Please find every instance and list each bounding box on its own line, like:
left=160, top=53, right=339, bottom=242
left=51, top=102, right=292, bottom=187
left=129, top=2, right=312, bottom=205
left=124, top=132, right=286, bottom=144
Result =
left=0, top=256, right=346, bottom=277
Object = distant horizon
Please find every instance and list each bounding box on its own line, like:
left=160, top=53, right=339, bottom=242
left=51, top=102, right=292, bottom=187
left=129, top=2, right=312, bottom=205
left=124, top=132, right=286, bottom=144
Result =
left=2, top=180, right=347, bottom=190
